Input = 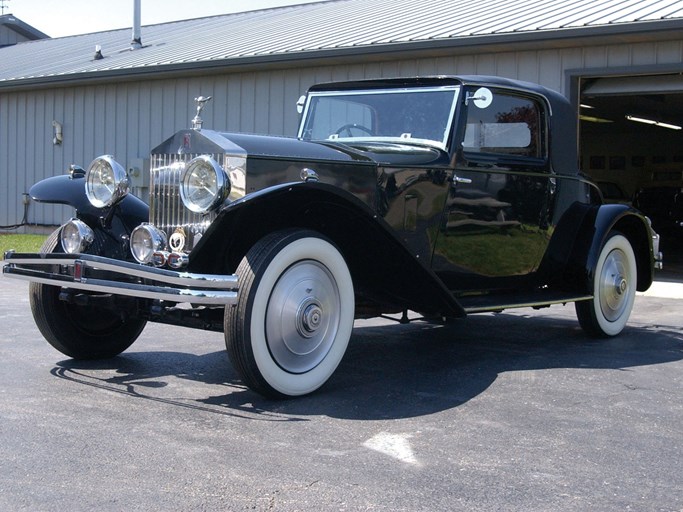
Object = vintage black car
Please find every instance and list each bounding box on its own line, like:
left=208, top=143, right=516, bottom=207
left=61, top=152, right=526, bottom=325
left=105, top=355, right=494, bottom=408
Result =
left=3, top=76, right=662, bottom=398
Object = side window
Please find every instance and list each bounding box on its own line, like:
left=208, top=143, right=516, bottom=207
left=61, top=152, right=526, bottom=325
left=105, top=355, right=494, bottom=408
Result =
left=462, top=89, right=544, bottom=159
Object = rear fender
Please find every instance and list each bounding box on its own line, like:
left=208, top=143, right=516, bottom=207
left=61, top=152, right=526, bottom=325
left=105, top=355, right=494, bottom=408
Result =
left=570, top=204, right=654, bottom=293
left=189, top=181, right=464, bottom=317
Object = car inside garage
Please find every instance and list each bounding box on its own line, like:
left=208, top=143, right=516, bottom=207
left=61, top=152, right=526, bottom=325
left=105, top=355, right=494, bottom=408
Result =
left=580, top=73, right=683, bottom=270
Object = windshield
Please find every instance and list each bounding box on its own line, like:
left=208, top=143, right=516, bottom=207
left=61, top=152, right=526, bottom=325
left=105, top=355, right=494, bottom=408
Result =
left=298, top=86, right=460, bottom=150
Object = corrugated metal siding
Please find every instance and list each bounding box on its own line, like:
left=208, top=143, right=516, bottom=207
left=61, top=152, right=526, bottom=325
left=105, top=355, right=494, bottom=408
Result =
left=2, top=37, right=683, bottom=229
left=0, top=73, right=292, bottom=229
left=0, top=25, right=25, bottom=46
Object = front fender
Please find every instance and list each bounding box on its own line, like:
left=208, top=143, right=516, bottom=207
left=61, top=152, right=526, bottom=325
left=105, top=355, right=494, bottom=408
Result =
left=30, top=174, right=149, bottom=259
left=30, top=173, right=148, bottom=222
left=30, top=174, right=98, bottom=215
left=189, top=181, right=464, bottom=318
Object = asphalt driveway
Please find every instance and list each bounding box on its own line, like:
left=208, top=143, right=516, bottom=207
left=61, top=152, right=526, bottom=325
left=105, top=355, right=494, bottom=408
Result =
left=0, top=275, right=681, bottom=511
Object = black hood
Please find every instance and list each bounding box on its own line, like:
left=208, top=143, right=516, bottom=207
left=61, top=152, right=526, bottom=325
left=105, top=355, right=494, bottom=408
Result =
left=224, top=132, right=449, bottom=167
left=152, top=129, right=449, bottom=168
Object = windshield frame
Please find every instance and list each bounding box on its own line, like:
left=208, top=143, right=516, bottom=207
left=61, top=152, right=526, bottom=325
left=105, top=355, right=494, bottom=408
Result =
left=297, top=85, right=460, bottom=151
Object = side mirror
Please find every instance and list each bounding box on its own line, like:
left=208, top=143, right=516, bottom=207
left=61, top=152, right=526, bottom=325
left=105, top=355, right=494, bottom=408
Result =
left=296, top=94, right=306, bottom=114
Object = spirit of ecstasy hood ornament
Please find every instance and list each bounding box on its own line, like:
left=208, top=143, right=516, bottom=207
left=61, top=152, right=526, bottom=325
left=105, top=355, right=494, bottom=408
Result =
left=192, top=96, right=212, bottom=130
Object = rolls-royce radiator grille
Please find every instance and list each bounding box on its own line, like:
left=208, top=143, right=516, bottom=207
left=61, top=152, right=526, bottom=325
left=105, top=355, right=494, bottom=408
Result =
left=149, top=153, right=223, bottom=251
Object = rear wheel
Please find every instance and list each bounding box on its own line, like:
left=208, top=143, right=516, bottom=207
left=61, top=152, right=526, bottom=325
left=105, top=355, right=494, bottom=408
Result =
left=576, top=231, right=637, bottom=337
left=29, top=229, right=147, bottom=359
left=225, top=229, right=354, bottom=398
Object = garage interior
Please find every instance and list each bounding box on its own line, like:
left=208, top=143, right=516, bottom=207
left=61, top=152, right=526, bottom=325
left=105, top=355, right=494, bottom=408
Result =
left=579, top=73, right=683, bottom=270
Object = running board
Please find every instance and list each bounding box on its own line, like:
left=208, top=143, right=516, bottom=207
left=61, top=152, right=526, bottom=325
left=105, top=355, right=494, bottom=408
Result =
left=458, top=291, right=592, bottom=314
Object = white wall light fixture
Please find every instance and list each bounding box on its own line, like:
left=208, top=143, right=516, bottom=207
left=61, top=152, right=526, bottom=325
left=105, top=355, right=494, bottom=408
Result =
left=52, top=120, right=63, bottom=145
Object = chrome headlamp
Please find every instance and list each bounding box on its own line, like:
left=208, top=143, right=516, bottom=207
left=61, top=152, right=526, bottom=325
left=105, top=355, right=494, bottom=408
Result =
left=180, top=156, right=229, bottom=213
left=60, top=219, right=94, bottom=254
left=85, top=155, right=129, bottom=208
left=130, top=224, right=167, bottom=264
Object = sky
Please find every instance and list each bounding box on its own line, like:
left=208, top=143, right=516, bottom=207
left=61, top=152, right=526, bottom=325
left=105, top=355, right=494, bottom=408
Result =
left=4, top=0, right=326, bottom=38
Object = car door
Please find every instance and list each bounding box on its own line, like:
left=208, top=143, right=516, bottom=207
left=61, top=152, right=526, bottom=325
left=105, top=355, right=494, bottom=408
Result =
left=432, top=87, right=555, bottom=291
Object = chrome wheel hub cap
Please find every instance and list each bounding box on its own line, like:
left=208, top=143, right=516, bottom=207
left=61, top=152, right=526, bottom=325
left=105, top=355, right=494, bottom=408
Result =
left=265, top=260, right=340, bottom=374
left=599, top=248, right=631, bottom=321
left=615, top=276, right=627, bottom=295
left=297, top=299, right=323, bottom=337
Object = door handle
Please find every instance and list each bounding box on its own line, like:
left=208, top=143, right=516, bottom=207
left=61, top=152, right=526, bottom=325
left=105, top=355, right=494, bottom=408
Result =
left=453, top=175, right=473, bottom=185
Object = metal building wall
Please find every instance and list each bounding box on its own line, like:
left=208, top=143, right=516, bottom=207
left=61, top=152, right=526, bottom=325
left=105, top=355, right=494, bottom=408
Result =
left=2, top=37, right=683, bottom=231
left=0, top=25, right=28, bottom=46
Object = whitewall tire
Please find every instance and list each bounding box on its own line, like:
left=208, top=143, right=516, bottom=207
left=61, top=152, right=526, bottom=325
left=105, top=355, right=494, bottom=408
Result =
left=576, top=232, right=637, bottom=338
left=225, top=229, right=354, bottom=398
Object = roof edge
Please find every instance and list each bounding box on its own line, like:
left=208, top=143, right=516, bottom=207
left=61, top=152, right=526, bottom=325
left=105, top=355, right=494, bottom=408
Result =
left=1, top=18, right=682, bottom=91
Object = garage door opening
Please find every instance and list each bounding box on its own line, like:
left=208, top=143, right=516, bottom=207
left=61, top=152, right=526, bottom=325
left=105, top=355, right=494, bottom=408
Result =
left=580, top=73, right=683, bottom=271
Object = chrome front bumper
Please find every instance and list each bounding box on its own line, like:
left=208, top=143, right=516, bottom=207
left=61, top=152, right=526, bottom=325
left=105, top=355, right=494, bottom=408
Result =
left=2, top=251, right=238, bottom=305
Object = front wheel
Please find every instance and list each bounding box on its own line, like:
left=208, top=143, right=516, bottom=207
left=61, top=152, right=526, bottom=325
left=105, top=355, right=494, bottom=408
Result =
left=29, top=229, right=147, bottom=359
left=225, top=229, right=354, bottom=398
left=575, top=232, right=637, bottom=337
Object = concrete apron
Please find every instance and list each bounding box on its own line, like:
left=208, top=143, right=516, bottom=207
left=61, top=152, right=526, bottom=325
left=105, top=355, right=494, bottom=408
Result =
left=639, top=280, right=683, bottom=299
